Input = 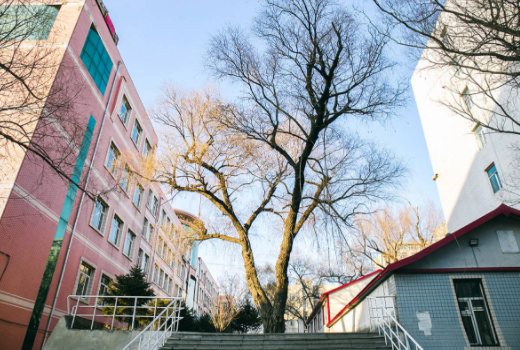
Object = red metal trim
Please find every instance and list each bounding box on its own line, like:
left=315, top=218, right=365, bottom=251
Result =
left=400, top=267, right=520, bottom=274
left=325, top=204, right=520, bottom=327
left=323, top=269, right=382, bottom=295
left=326, top=294, right=331, bottom=324
left=305, top=269, right=382, bottom=324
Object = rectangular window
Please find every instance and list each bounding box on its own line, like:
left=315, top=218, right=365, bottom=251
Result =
left=108, top=215, right=123, bottom=246
left=131, top=119, right=142, bottom=146
left=133, top=183, right=144, bottom=208
left=121, top=165, right=132, bottom=192
left=137, top=248, right=144, bottom=267
left=440, top=25, right=452, bottom=46
left=147, top=224, right=154, bottom=242
left=462, top=87, right=473, bottom=111
left=123, top=230, right=136, bottom=258
left=152, top=264, right=159, bottom=283
left=143, top=139, right=152, bottom=158
left=142, top=253, right=149, bottom=275
left=98, top=274, right=111, bottom=305
left=142, top=217, right=149, bottom=239
left=75, top=262, right=94, bottom=296
left=146, top=189, right=153, bottom=209
left=486, top=164, right=503, bottom=193
left=159, top=269, right=165, bottom=289
left=119, top=96, right=131, bottom=125
left=151, top=196, right=159, bottom=216
left=106, top=143, right=120, bottom=175
left=80, top=28, right=113, bottom=95
left=454, top=279, right=498, bottom=346
left=156, top=237, right=163, bottom=254
left=161, top=210, right=167, bottom=225
left=474, top=125, right=487, bottom=150
left=92, top=198, right=108, bottom=232
left=0, top=5, right=60, bottom=41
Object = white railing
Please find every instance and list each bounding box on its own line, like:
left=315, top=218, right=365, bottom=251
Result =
left=122, top=298, right=182, bottom=350
left=67, top=295, right=182, bottom=331
left=367, top=296, right=424, bottom=350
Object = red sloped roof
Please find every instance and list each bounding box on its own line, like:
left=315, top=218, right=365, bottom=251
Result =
left=321, top=204, right=520, bottom=327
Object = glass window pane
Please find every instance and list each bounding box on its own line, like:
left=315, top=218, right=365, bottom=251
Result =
left=80, top=28, right=113, bottom=95
left=474, top=311, right=497, bottom=345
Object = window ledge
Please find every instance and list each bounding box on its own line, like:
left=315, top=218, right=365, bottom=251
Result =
left=89, top=223, right=105, bottom=237
left=104, top=164, right=118, bottom=180
left=108, top=240, right=120, bottom=250
left=122, top=252, right=133, bottom=262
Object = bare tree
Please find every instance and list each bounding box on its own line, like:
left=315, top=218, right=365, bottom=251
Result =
left=284, top=254, right=366, bottom=327
left=0, top=1, right=90, bottom=204
left=153, top=0, right=404, bottom=332
left=209, top=275, right=246, bottom=332
left=371, top=0, right=520, bottom=136
left=352, top=201, right=444, bottom=269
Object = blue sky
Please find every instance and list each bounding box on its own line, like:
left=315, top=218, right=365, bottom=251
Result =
left=105, top=0, right=442, bottom=277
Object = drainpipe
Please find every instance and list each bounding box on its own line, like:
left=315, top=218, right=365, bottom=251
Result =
left=41, top=61, right=122, bottom=348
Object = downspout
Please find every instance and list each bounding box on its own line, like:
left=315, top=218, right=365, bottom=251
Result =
left=41, top=61, right=122, bottom=348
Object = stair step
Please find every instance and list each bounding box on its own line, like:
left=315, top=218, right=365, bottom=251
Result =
left=161, top=332, right=391, bottom=350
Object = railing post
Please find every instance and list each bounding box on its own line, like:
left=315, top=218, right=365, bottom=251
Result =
left=131, top=297, right=137, bottom=330
left=111, top=297, right=118, bottom=330
left=91, top=296, right=98, bottom=330
left=71, top=297, right=80, bottom=329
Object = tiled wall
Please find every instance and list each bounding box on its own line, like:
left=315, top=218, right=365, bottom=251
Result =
left=394, top=272, right=520, bottom=350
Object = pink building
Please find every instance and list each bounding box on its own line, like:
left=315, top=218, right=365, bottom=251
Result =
left=0, top=1, right=215, bottom=349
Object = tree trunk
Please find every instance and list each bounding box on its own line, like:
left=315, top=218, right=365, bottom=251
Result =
left=258, top=298, right=286, bottom=333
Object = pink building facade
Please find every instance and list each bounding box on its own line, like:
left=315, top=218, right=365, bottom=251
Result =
left=0, top=1, right=215, bottom=349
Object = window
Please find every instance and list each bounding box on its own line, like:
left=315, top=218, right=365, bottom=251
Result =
left=131, top=119, right=142, bottom=146
left=440, top=25, right=452, bottom=46
left=146, top=189, right=153, bottom=209
left=159, top=269, right=165, bottom=289
left=98, top=274, right=112, bottom=305
left=486, top=164, right=503, bottom=193
left=143, top=139, right=152, bottom=158
left=454, top=279, right=498, bottom=346
left=462, top=87, right=473, bottom=111
left=80, top=28, right=113, bottom=95
left=106, top=143, right=120, bottom=175
left=146, top=223, right=154, bottom=242
left=177, top=261, right=182, bottom=278
left=0, top=5, right=59, bottom=41
left=119, top=96, right=131, bottom=125
left=141, top=253, right=149, bottom=275
left=168, top=278, right=173, bottom=295
left=75, top=262, right=94, bottom=296
left=474, top=125, right=486, bottom=150
left=121, top=165, right=132, bottom=192
left=449, top=55, right=461, bottom=75
left=92, top=198, right=108, bottom=232
left=108, top=215, right=123, bottom=246
left=151, top=196, right=159, bottom=216
left=152, top=264, right=159, bottom=283
left=137, top=248, right=144, bottom=267
left=123, top=230, right=136, bottom=258
left=133, top=183, right=144, bottom=208
left=161, top=210, right=167, bottom=225
left=142, top=217, right=149, bottom=238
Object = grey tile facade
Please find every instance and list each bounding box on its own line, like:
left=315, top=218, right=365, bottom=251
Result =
left=393, top=272, right=520, bottom=350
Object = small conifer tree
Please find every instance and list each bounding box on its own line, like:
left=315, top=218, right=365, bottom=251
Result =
left=101, top=265, right=155, bottom=329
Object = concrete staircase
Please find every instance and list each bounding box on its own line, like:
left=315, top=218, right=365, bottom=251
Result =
left=160, top=332, right=391, bottom=350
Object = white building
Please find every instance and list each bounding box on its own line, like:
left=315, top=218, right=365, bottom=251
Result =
left=411, top=40, right=520, bottom=232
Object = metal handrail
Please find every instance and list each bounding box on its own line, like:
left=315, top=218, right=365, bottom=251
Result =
left=122, top=298, right=183, bottom=350
left=66, top=295, right=182, bottom=331
left=367, top=296, right=424, bottom=350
